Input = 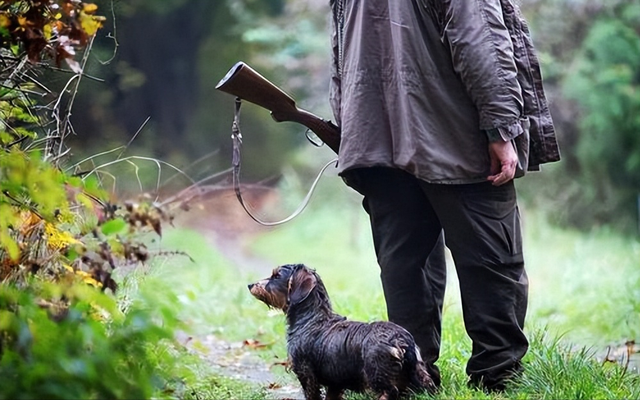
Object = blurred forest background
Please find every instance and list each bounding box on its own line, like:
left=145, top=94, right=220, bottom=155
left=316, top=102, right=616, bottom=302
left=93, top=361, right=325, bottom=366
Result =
left=59, top=0, right=640, bottom=233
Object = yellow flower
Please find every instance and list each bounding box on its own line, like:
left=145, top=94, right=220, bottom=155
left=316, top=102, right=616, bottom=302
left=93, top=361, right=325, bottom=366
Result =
left=79, top=11, right=104, bottom=36
left=45, top=222, right=80, bottom=250
left=82, top=3, right=99, bottom=14
left=0, top=13, right=10, bottom=29
left=17, top=15, right=27, bottom=28
left=74, top=269, right=102, bottom=288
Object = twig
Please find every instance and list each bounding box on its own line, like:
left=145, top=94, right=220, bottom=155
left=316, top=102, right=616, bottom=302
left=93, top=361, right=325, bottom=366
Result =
left=47, top=35, right=96, bottom=165
left=7, top=56, right=27, bottom=82
left=5, top=135, right=29, bottom=148
left=97, top=0, right=119, bottom=65
left=56, top=36, right=96, bottom=162
left=81, top=156, right=198, bottom=195
left=94, top=170, right=118, bottom=194
left=38, top=64, right=104, bottom=82
left=158, top=149, right=220, bottom=188
left=125, top=159, right=145, bottom=193
left=158, top=167, right=234, bottom=207
left=0, top=82, right=47, bottom=97
left=50, top=147, right=71, bottom=163
left=65, top=145, right=126, bottom=173
left=22, top=72, right=53, bottom=94
left=47, top=73, right=79, bottom=160
left=116, top=116, right=151, bottom=160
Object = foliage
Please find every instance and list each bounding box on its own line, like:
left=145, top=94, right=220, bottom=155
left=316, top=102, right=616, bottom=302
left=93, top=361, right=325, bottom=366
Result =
left=518, top=0, right=640, bottom=232
left=0, top=3, right=201, bottom=400
left=0, top=0, right=104, bottom=71
left=0, top=280, right=183, bottom=400
left=556, top=3, right=640, bottom=231
left=0, top=0, right=183, bottom=289
left=0, top=149, right=70, bottom=262
left=0, top=144, right=178, bottom=292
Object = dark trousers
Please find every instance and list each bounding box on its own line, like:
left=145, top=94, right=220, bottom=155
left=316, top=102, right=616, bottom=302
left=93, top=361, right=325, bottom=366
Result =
left=343, top=167, right=528, bottom=388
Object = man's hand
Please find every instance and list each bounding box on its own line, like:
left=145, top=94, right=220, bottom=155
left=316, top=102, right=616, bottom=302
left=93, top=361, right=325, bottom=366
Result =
left=487, top=140, right=518, bottom=186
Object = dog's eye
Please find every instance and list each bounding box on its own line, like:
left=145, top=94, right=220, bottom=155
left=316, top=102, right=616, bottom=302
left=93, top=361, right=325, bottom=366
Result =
left=272, top=272, right=280, bottom=279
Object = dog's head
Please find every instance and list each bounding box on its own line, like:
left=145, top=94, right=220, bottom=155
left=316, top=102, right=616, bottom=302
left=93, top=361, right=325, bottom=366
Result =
left=248, top=264, right=318, bottom=312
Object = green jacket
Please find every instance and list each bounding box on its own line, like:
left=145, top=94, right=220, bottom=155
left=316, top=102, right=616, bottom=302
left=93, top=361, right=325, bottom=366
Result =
left=329, top=0, right=560, bottom=183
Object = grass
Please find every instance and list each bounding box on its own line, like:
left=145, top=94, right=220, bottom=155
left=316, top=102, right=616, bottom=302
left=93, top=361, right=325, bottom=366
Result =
left=514, top=332, right=639, bottom=400
left=151, top=176, right=640, bottom=399
left=523, top=214, right=640, bottom=345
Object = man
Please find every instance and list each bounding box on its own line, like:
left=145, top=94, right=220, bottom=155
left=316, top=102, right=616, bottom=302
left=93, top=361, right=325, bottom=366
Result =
left=328, top=0, right=560, bottom=392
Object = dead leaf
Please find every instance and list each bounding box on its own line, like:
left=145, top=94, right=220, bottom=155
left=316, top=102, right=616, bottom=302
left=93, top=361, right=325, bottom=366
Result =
left=243, top=338, right=272, bottom=349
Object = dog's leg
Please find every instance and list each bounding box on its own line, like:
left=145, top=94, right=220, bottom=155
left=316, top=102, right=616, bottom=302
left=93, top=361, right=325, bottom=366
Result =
left=364, top=351, right=402, bottom=400
left=325, top=386, right=343, bottom=400
left=294, top=363, right=322, bottom=400
left=365, top=369, right=400, bottom=400
left=299, top=378, right=321, bottom=400
left=374, top=387, right=399, bottom=400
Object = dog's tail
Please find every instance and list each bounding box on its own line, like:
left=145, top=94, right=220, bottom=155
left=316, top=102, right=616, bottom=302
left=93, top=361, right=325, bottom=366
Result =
left=405, top=344, right=438, bottom=394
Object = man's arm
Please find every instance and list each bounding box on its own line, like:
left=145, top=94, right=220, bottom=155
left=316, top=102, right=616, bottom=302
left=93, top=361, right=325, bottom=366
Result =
left=440, top=0, right=524, bottom=132
left=440, top=0, right=525, bottom=185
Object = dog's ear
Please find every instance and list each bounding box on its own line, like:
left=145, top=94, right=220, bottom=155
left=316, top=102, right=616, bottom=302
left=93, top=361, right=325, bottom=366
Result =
left=287, top=266, right=317, bottom=306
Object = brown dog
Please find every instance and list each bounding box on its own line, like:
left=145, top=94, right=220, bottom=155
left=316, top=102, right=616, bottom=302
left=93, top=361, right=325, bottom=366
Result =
left=248, top=264, right=436, bottom=400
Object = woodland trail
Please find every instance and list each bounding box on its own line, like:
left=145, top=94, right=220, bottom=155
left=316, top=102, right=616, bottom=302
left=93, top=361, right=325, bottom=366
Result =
left=173, top=188, right=305, bottom=399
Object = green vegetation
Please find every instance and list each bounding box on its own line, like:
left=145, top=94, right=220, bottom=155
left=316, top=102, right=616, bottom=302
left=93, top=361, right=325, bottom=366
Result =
left=519, top=1, right=640, bottom=232
left=0, top=3, right=218, bottom=399
left=0, top=281, right=181, bottom=400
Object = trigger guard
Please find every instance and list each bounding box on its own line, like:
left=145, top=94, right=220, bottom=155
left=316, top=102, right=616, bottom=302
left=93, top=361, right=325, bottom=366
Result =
left=305, top=129, right=324, bottom=148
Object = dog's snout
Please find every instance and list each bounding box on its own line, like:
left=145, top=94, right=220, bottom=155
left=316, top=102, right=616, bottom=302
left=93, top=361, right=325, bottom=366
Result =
left=248, top=283, right=254, bottom=290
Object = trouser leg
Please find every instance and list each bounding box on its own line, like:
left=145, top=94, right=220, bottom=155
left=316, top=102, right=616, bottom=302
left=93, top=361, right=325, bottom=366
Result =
left=342, top=168, right=446, bottom=371
left=421, top=181, right=528, bottom=390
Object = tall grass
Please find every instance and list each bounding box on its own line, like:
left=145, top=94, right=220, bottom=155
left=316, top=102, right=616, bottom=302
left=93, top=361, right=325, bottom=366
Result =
left=156, top=176, right=640, bottom=399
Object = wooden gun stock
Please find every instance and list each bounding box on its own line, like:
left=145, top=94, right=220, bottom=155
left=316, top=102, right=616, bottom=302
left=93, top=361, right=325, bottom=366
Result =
left=215, top=61, right=341, bottom=154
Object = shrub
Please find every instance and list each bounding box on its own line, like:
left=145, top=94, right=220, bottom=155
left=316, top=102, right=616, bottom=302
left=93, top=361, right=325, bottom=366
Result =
left=0, top=280, right=183, bottom=400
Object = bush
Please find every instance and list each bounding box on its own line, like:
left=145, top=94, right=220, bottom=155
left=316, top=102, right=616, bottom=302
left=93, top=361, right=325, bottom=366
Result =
left=0, top=280, right=183, bottom=400
left=0, top=3, right=232, bottom=400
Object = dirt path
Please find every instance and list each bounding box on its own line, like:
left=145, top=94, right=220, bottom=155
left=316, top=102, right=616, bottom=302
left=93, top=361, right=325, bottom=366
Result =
left=174, top=189, right=305, bottom=399
left=176, top=330, right=302, bottom=399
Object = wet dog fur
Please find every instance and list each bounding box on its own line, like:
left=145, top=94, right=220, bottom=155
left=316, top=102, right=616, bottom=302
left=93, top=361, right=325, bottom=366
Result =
left=248, top=263, right=436, bottom=400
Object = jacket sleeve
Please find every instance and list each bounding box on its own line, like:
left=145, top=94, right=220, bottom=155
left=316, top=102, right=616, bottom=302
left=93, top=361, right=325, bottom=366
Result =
left=440, top=0, right=525, bottom=140
left=329, top=4, right=342, bottom=127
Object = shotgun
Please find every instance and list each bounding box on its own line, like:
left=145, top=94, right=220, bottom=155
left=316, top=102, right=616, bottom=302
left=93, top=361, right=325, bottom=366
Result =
left=215, top=61, right=341, bottom=154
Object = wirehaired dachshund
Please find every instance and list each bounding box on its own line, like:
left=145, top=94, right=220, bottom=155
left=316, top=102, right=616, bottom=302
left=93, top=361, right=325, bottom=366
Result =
left=248, top=263, right=437, bottom=400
